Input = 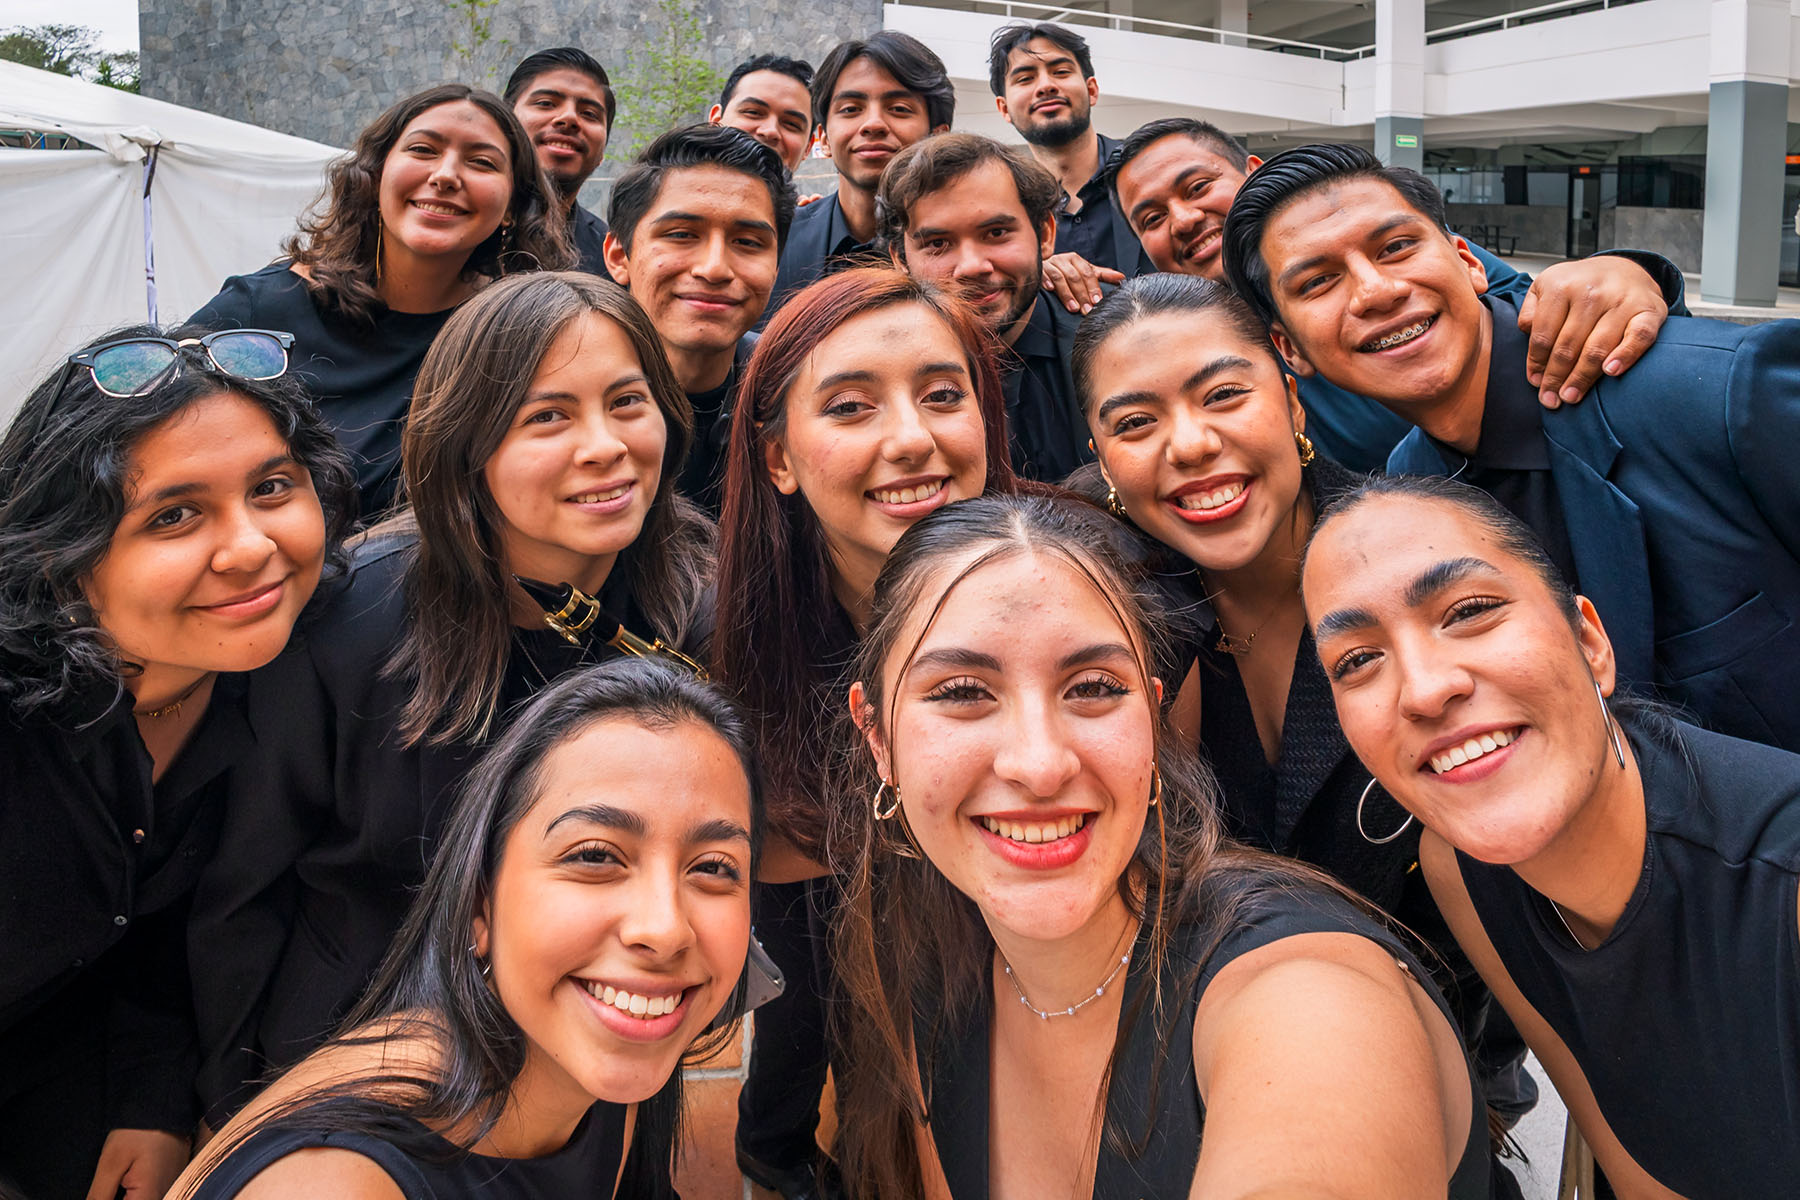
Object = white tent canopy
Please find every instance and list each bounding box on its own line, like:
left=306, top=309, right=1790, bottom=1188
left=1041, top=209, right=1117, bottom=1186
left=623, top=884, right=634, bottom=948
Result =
left=0, top=60, right=341, bottom=423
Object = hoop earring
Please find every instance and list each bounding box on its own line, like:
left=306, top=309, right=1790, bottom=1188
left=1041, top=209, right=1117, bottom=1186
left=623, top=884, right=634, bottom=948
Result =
left=374, top=229, right=384, bottom=284
left=467, top=942, right=491, bottom=978
left=1294, top=430, right=1316, bottom=467
left=872, top=779, right=903, bottom=821
left=1356, top=777, right=1414, bottom=845
left=1594, top=680, right=1626, bottom=770
left=1147, top=763, right=1162, bottom=808
left=1105, top=482, right=1127, bottom=518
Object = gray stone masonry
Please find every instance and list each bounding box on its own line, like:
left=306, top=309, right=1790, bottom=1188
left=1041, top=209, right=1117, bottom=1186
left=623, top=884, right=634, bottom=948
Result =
left=140, top=0, right=882, bottom=152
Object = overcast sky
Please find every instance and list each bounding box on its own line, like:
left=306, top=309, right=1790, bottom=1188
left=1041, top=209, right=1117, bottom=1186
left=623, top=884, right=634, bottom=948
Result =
left=1, top=0, right=138, bottom=53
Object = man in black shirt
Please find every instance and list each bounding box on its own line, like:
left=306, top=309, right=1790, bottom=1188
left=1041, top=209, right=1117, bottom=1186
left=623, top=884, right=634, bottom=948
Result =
left=763, top=31, right=953, bottom=321
left=505, top=47, right=616, bottom=275
left=710, top=54, right=816, bottom=172
left=880, top=133, right=1093, bottom=483
left=604, top=125, right=796, bottom=514
left=989, top=21, right=1154, bottom=295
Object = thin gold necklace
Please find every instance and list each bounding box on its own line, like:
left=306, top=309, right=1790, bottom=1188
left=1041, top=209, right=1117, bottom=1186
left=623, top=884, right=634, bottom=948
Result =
left=1214, top=610, right=1279, bottom=656
left=998, top=923, right=1138, bottom=1020
left=133, top=675, right=208, bottom=719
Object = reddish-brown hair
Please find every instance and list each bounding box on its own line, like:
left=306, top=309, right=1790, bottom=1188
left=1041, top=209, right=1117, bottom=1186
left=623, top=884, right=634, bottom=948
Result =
left=711, top=268, right=1019, bottom=853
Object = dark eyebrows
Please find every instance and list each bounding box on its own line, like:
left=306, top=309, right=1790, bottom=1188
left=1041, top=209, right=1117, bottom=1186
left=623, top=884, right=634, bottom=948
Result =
left=545, top=803, right=647, bottom=839
left=649, top=209, right=776, bottom=237
left=910, top=213, right=1021, bottom=242
left=524, top=372, right=650, bottom=404
left=1011, top=50, right=1078, bottom=78
left=915, top=361, right=969, bottom=380
left=907, top=647, right=1002, bottom=677
left=128, top=453, right=299, bottom=512
left=1312, top=556, right=1502, bottom=643
left=1403, top=556, right=1500, bottom=609
left=689, top=817, right=752, bottom=846
left=1056, top=641, right=1135, bottom=672
left=1094, top=355, right=1256, bottom=422
left=1127, top=165, right=1203, bottom=225
left=1277, top=212, right=1430, bottom=291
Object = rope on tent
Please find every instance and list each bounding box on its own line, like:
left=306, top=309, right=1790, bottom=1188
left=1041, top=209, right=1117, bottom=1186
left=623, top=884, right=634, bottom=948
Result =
left=141, top=143, right=160, bottom=322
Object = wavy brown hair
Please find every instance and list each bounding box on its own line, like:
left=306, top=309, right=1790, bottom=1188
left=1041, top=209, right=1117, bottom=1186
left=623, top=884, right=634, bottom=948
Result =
left=285, top=83, right=573, bottom=326
left=711, top=268, right=1020, bottom=856
left=831, top=494, right=1358, bottom=1198
left=379, top=271, right=712, bottom=746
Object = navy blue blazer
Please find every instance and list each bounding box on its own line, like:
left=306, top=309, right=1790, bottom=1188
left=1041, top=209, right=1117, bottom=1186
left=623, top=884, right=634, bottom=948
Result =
left=763, top=191, right=858, bottom=327
left=1389, top=315, right=1800, bottom=751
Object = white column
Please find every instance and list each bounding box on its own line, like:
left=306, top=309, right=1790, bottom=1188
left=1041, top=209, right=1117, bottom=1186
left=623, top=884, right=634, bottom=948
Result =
left=1219, top=0, right=1248, bottom=48
left=1373, top=0, right=1426, bottom=169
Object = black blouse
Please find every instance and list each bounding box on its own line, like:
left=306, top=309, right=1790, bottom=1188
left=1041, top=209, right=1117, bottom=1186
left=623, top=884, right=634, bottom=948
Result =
left=192, top=1099, right=627, bottom=1198
left=1459, top=717, right=1800, bottom=1197
left=188, top=537, right=697, bottom=1125
left=918, top=877, right=1491, bottom=1199
left=1, top=674, right=251, bottom=1132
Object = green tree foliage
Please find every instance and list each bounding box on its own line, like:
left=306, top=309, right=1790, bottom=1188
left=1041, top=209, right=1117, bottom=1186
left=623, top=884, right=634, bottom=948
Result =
left=442, top=0, right=510, bottom=88
left=1, top=24, right=140, bottom=92
left=613, top=0, right=725, bottom=159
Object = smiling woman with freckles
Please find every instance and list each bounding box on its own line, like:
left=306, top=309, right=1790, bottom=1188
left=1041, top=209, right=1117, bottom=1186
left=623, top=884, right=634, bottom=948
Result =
left=832, top=493, right=1488, bottom=1200
left=190, top=273, right=713, bottom=1135
left=1302, top=474, right=1800, bottom=1200
left=712, top=267, right=1023, bottom=1193
left=0, top=326, right=354, bottom=1200
left=172, top=659, right=760, bottom=1198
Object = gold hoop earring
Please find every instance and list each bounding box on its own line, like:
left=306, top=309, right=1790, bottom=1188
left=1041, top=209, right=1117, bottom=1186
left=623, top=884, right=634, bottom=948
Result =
left=1356, top=777, right=1414, bottom=845
left=1594, top=680, right=1626, bottom=770
left=1147, top=763, right=1162, bottom=808
left=1105, top=483, right=1126, bottom=518
left=1294, top=430, right=1316, bottom=467
left=872, top=778, right=903, bottom=821
left=374, top=229, right=384, bottom=283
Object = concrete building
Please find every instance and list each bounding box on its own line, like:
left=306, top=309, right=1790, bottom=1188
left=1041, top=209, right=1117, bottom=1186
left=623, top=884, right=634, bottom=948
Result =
left=140, top=0, right=1800, bottom=305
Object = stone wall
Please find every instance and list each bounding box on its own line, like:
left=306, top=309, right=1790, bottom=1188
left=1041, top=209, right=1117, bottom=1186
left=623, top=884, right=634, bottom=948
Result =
left=1444, top=203, right=1566, bottom=257
left=139, top=0, right=884, bottom=151
left=1613, top=206, right=1704, bottom=274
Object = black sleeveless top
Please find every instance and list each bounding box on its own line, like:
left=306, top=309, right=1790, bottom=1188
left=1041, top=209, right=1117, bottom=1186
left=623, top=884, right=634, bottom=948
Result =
left=918, top=876, right=1491, bottom=1198
left=1458, top=717, right=1800, bottom=1197
left=190, top=1101, right=627, bottom=1198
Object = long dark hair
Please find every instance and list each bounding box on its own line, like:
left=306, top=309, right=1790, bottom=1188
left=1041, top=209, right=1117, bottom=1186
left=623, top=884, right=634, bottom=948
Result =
left=711, top=268, right=1020, bottom=855
left=180, top=658, right=763, bottom=1196
left=830, top=494, right=1349, bottom=1198
left=285, top=83, right=574, bottom=326
left=0, top=324, right=356, bottom=715
left=380, top=271, right=713, bottom=747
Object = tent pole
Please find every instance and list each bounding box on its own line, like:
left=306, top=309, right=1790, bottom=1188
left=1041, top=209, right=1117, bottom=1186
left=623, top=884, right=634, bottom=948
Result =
left=142, top=145, right=160, bottom=323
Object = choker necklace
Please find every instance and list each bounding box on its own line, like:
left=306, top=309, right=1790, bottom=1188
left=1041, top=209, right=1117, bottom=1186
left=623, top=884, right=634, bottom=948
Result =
left=133, top=675, right=208, bottom=719
left=999, top=930, right=1136, bottom=1021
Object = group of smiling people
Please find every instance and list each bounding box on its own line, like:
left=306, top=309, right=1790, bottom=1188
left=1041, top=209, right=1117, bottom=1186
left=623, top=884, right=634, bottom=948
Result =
left=3, top=18, right=1799, bottom=1200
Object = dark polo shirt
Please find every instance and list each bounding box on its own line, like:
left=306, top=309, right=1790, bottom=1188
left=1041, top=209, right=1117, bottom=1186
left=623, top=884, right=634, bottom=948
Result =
left=999, top=296, right=1095, bottom=484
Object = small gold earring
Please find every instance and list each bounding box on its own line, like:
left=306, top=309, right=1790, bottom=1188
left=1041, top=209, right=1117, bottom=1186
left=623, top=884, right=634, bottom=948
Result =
left=1294, top=430, right=1316, bottom=467
left=1105, top=482, right=1126, bottom=518
left=1147, top=763, right=1162, bottom=808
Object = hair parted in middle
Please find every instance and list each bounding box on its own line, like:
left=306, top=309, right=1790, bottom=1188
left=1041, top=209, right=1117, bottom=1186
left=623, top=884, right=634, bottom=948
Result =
left=711, top=267, right=1021, bottom=857
left=379, top=270, right=713, bottom=747
left=876, top=132, right=1061, bottom=250
left=827, top=492, right=1355, bottom=1199
left=283, top=83, right=574, bottom=327
left=606, top=123, right=799, bottom=255
left=175, top=656, right=760, bottom=1200
left=985, top=20, right=1096, bottom=96
left=811, top=30, right=956, bottom=132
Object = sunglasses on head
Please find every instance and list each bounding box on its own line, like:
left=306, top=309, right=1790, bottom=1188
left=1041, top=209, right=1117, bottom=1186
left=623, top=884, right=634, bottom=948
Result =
left=64, top=329, right=296, bottom=398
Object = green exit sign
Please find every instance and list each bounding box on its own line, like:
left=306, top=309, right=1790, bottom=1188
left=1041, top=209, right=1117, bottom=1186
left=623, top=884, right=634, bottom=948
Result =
left=1394, top=134, right=1419, bottom=148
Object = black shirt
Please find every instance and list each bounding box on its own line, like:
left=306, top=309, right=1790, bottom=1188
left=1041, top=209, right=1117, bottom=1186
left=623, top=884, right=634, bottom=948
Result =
left=189, top=537, right=698, bottom=1123
left=763, top=191, right=885, bottom=325
left=569, top=203, right=611, bottom=277
left=1053, top=133, right=1151, bottom=278
left=678, top=333, right=758, bottom=517
left=190, top=263, right=457, bottom=520
left=193, top=1100, right=627, bottom=1198
left=919, top=879, right=1490, bottom=1199
left=998, top=297, right=1095, bottom=484
left=1459, top=717, right=1800, bottom=1197
left=1, top=675, right=251, bottom=1133
left=1423, top=295, right=1580, bottom=588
